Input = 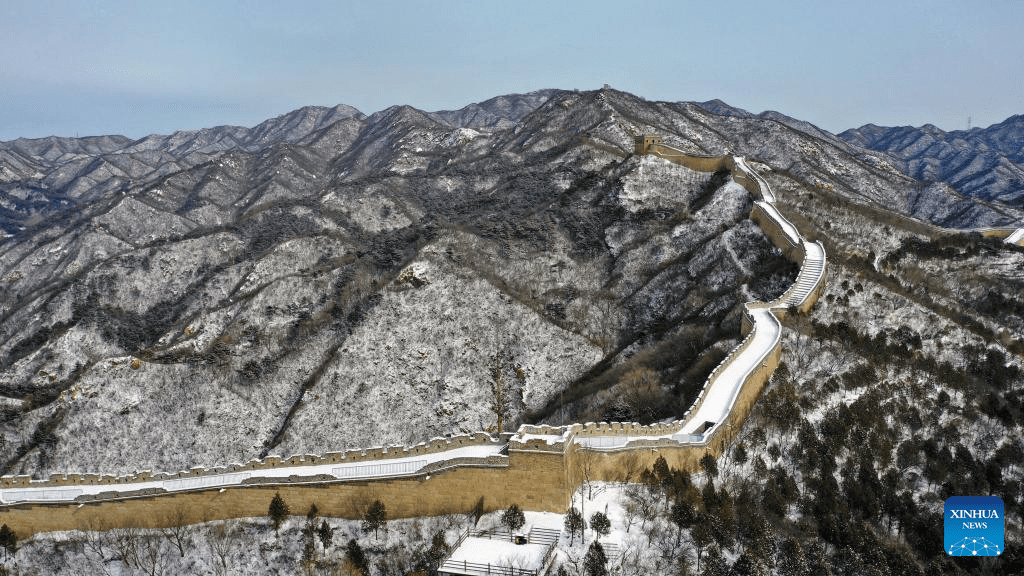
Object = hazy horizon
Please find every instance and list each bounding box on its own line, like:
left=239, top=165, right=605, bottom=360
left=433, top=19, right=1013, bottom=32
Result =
left=3, top=0, right=1021, bottom=140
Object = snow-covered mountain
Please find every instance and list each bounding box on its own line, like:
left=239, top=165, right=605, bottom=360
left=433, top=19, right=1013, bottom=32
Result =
left=0, top=88, right=807, bottom=476
left=2, top=88, right=1023, bottom=477
left=840, top=116, right=1024, bottom=217
left=1, top=88, right=1023, bottom=574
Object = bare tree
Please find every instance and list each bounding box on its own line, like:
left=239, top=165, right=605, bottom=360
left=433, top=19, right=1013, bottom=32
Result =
left=207, top=522, right=236, bottom=576
left=486, top=339, right=526, bottom=434
left=625, top=485, right=656, bottom=533
left=592, top=291, right=620, bottom=355
left=160, top=505, right=193, bottom=558
left=488, top=351, right=510, bottom=434
left=138, top=534, right=168, bottom=576
left=619, top=367, right=664, bottom=422
left=617, top=452, right=643, bottom=485
left=111, top=525, right=141, bottom=571
left=574, top=448, right=601, bottom=521
left=76, top=517, right=116, bottom=576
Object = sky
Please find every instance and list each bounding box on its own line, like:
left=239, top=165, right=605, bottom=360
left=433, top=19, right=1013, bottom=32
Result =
left=2, top=0, right=1021, bottom=141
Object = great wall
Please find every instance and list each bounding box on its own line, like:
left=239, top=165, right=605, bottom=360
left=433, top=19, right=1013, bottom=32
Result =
left=15, top=131, right=1001, bottom=538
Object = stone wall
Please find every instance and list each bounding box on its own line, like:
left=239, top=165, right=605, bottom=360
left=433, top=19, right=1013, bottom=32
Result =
left=750, top=203, right=803, bottom=260
left=0, top=432, right=501, bottom=490
left=1, top=449, right=573, bottom=538
left=648, top=145, right=729, bottom=173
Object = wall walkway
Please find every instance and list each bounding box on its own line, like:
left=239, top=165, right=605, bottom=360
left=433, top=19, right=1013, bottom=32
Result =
left=1007, top=227, right=1024, bottom=246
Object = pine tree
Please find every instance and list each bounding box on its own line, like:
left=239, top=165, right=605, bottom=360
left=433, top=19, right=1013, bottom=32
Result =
left=426, top=530, right=451, bottom=572
left=345, top=538, right=369, bottom=576
left=728, top=552, right=765, bottom=576
left=692, top=518, right=715, bottom=571
left=362, top=500, right=387, bottom=540
left=589, top=511, right=611, bottom=539
left=670, top=500, right=695, bottom=545
left=733, top=443, right=748, bottom=465
left=746, top=515, right=775, bottom=571
left=653, top=455, right=671, bottom=493
left=701, top=545, right=728, bottom=576
left=0, top=524, right=14, bottom=560
left=268, top=492, right=290, bottom=535
left=584, top=540, right=608, bottom=576
left=700, top=453, right=719, bottom=478
left=317, top=520, right=334, bottom=551
left=501, top=504, right=525, bottom=541
left=777, top=538, right=809, bottom=576
left=806, top=542, right=832, bottom=576
left=468, top=496, right=486, bottom=526
left=565, top=506, right=585, bottom=545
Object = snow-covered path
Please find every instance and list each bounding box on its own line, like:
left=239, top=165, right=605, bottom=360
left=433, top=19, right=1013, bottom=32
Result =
left=0, top=444, right=504, bottom=504
left=780, top=241, right=826, bottom=307
left=679, top=307, right=781, bottom=435
left=1007, top=228, right=1024, bottom=246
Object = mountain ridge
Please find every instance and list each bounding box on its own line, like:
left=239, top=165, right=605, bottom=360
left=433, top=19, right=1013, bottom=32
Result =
left=0, top=88, right=1021, bottom=480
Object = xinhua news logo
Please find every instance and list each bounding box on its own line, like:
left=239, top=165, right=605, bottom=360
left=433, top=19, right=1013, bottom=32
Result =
left=944, top=496, right=1004, bottom=557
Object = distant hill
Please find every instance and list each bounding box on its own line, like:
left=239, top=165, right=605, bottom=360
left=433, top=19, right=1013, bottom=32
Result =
left=840, top=116, right=1024, bottom=218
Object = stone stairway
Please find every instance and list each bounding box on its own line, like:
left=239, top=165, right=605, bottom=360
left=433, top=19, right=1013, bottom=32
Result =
left=781, top=242, right=826, bottom=307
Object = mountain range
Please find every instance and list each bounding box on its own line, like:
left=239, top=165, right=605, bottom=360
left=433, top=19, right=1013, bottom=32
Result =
left=0, top=88, right=1020, bottom=478
left=1, top=87, right=1022, bottom=574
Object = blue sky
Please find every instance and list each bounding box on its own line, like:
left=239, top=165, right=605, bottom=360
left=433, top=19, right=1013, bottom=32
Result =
left=2, top=0, right=1021, bottom=140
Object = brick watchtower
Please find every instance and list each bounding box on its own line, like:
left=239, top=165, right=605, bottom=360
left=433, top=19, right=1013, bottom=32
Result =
left=634, top=134, right=663, bottom=155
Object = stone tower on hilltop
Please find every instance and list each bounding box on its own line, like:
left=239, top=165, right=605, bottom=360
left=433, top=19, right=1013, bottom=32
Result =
left=634, top=134, right=662, bottom=155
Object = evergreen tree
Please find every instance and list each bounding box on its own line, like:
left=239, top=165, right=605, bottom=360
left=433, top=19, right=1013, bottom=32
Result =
left=777, top=538, right=809, bottom=576
left=701, top=544, right=728, bottom=576
left=692, top=517, right=715, bottom=571
left=565, top=506, right=585, bottom=545
left=345, top=538, right=369, bottom=576
left=426, top=530, right=451, bottom=574
left=584, top=540, right=608, bottom=576
left=733, top=443, right=748, bottom=465
left=728, top=551, right=766, bottom=576
left=745, top=515, right=775, bottom=571
left=653, top=455, right=672, bottom=493
left=268, top=492, right=290, bottom=535
left=501, top=504, right=525, bottom=541
left=702, top=477, right=720, bottom=515
left=317, top=520, right=334, bottom=551
left=302, top=537, right=316, bottom=565
left=589, top=511, right=611, bottom=539
left=670, top=500, right=696, bottom=543
left=306, top=503, right=319, bottom=522
left=714, top=487, right=736, bottom=549
left=0, top=524, right=14, bottom=560
left=806, top=542, right=833, bottom=576
left=363, top=499, right=388, bottom=540
left=469, top=496, right=486, bottom=526
left=700, top=453, right=719, bottom=479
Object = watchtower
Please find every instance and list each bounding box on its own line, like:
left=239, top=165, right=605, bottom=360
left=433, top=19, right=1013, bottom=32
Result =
left=634, top=134, right=663, bottom=155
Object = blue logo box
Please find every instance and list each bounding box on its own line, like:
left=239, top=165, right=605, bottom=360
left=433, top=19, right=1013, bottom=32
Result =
left=945, top=496, right=1004, bottom=556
